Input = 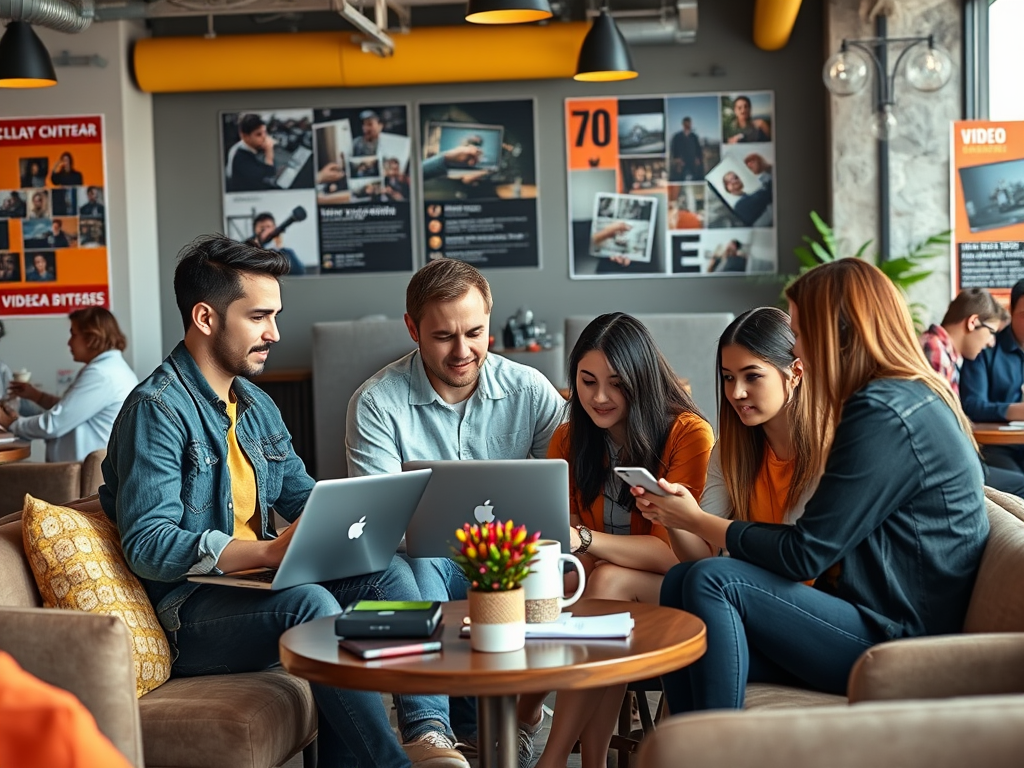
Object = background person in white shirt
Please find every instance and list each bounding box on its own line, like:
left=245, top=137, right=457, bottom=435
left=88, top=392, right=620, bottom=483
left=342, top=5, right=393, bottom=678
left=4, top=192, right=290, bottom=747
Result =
left=1, top=308, right=138, bottom=462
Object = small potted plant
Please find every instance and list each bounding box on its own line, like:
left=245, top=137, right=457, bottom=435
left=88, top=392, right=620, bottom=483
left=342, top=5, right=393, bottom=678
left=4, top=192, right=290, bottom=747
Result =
left=452, top=520, right=540, bottom=652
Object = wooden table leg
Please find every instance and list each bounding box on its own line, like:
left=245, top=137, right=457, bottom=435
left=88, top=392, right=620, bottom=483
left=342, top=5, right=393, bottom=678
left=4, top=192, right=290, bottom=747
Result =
left=477, top=694, right=519, bottom=768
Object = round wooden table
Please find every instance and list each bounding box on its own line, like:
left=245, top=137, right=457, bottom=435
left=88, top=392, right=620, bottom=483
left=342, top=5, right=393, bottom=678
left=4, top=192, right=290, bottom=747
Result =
left=0, top=441, right=31, bottom=463
left=972, top=423, right=1024, bottom=445
left=280, top=598, right=705, bottom=768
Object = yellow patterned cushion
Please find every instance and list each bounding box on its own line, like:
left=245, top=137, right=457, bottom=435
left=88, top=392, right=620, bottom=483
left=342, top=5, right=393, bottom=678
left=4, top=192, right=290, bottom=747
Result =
left=21, top=494, right=171, bottom=697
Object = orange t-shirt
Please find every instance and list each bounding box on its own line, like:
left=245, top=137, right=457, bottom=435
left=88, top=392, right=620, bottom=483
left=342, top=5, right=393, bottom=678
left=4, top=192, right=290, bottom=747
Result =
left=0, top=651, right=134, bottom=768
left=547, top=411, right=714, bottom=545
left=747, top=444, right=795, bottom=525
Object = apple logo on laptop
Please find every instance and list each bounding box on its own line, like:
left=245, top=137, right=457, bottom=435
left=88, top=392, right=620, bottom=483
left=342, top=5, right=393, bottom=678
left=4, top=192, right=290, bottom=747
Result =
left=348, top=516, right=367, bottom=540
left=473, top=500, right=495, bottom=524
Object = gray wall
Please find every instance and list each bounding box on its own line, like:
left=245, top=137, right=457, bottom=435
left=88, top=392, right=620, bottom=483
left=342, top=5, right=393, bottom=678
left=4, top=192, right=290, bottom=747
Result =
left=153, top=2, right=827, bottom=377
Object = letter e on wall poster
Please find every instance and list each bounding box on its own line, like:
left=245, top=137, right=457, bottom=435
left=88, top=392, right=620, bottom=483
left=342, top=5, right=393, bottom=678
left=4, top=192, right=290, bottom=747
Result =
left=0, top=115, right=111, bottom=317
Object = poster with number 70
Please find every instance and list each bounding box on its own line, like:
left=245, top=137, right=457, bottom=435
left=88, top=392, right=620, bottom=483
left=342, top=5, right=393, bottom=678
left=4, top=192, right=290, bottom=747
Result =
left=565, top=91, right=778, bottom=280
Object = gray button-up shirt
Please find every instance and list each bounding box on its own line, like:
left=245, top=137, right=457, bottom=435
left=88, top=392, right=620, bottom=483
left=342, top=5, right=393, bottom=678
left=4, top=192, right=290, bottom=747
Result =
left=346, top=350, right=565, bottom=476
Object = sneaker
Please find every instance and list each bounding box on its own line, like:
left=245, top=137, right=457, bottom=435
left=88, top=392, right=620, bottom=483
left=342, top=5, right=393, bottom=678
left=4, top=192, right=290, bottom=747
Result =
left=517, top=710, right=546, bottom=768
left=454, top=736, right=478, bottom=759
left=403, top=730, right=471, bottom=768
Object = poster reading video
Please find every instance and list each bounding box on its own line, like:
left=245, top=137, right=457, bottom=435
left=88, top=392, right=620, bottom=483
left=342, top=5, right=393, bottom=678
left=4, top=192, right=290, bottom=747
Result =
left=951, top=120, right=1024, bottom=301
left=565, top=92, right=777, bottom=279
left=418, top=99, right=540, bottom=269
left=220, top=106, right=414, bottom=275
left=0, top=115, right=111, bottom=317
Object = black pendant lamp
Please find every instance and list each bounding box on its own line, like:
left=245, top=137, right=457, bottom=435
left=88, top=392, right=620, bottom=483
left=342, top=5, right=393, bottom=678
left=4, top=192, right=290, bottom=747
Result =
left=574, top=10, right=637, bottom=82
left=0, top=21, right=57, bottom=88
left=466, top=0, right=553, bottom=25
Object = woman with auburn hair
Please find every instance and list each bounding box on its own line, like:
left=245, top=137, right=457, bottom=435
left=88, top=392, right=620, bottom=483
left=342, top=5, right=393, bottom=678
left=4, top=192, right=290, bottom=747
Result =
left=1, top=308, right=138, bottom=462
left=529, top=312, right=713, bottom=768
left=636, top=259, right=988, bottom=714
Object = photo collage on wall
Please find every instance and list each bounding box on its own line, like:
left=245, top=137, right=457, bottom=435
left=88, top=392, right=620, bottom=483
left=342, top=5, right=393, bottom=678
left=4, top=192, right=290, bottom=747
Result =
left=0, top=115, right=111, bottom=317
left=565, top=91, right=777, bottom=279
left=220, top=106, right=414, bottom=275
left=418, top=99, right=541, bottom=269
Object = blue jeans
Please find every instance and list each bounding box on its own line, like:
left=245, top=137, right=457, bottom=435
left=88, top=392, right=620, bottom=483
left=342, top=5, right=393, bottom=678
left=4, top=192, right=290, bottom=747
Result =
left=659, top=558, right=886, bottom=713
left=403, top=555, right=477, bottom=740
left=171, top=556, right=450, bottom=768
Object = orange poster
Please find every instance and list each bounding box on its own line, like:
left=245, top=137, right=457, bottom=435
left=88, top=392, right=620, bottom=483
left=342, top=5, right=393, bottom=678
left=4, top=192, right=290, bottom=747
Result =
left=0, top=115, right=110, bottom=317
left=951, top=120, right=1024, bottom=301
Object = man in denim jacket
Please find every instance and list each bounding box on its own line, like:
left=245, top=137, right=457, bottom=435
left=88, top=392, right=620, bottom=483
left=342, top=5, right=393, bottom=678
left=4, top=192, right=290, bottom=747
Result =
left=100, top=235, right=467, bottom=768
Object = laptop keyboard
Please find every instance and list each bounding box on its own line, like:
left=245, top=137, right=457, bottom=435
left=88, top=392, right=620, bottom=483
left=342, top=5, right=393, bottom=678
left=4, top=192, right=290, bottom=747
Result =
left=239, top=569, right=278, bottom=583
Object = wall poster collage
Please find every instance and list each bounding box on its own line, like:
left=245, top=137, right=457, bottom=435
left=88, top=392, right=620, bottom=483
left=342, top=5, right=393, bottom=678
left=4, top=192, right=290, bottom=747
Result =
left=951, top=120, right=1024, bottom=302
left=221, top=106, right=414, bottom=275
left=220, top=98, right=541, bottom=275
left=565, top=91, right=777, bottom=279
left=0, top=115, right=110, bottom=318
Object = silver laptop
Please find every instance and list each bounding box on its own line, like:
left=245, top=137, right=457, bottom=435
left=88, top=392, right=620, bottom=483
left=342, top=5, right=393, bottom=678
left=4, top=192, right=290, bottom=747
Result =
left=188, top=469, right=431, bottom=590
left=402, top=460, right=571, bottom=557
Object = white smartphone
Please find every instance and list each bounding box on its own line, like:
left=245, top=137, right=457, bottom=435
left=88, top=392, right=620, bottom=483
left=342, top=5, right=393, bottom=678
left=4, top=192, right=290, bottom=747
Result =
left=613, top=467, right=667, bottom=496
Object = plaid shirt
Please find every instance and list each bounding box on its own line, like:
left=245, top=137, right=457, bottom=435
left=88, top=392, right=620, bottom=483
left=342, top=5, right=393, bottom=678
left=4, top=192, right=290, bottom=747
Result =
left=921, top=324, right=962, bottom=393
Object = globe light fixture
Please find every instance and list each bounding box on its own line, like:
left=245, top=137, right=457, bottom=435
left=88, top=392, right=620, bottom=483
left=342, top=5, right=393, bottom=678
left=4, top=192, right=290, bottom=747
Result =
left=823, top=32, right=952, bottom=142
left=822, top=48, right=868, bottom=96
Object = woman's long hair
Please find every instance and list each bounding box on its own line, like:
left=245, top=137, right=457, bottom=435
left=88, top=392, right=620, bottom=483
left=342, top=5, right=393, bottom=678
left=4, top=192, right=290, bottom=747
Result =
left=785, top=259, right=977, bottom=476
left=567, top=313, right=704, bottom=510
left=716, top=307, right=817, bottom=521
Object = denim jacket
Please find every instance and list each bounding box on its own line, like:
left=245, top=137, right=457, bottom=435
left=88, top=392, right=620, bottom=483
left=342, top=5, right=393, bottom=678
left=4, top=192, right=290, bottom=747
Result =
left=100, top=342, right=314, bottom=631
left=726, top=378, right=989, bottom=640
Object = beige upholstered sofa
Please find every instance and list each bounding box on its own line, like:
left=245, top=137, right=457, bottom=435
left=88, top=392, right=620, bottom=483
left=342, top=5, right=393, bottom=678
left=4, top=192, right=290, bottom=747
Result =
left=636, top=487, right=1024, bottom=768
left=0, top=496, right=317, bottom=768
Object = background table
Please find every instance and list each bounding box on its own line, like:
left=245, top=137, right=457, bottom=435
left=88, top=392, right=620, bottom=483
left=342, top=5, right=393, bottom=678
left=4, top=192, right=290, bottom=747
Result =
left=280, top=598, right=705, bottom=768
left=0, top=441, right=31, bottom=464
left=972, top=423, right=1024, bottom=445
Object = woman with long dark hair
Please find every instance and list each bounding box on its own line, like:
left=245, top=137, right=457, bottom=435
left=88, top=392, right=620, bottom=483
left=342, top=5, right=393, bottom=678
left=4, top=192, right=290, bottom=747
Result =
left=636, top=260, right=988, bottom=713
left=530, top=312, right=713, bottom=768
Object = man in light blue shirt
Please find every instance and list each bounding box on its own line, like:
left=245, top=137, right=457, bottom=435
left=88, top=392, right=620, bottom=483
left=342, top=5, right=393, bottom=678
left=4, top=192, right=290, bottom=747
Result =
left=1, top=308, right=138, bottom=462
left=346, top=258, right=565, bottom=762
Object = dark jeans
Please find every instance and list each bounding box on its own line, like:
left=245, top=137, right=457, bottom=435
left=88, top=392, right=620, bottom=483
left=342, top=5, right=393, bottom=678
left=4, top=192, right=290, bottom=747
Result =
left=172, top=556, right=449, bottom=768
left=982, top=446, right=1024, bottom=497
left=658, top=558, right=886, bottom=713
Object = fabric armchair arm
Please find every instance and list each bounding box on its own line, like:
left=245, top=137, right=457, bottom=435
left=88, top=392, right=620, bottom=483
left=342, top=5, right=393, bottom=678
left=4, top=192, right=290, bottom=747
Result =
left=848, top=633, right=1024, bottom=703
left=0, top=606, right=145, bottom=768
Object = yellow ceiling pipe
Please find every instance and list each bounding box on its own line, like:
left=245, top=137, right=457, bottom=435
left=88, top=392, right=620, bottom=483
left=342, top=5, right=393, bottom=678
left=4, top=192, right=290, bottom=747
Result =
left=133, top=23, right=591, bottom=93
left=753, top=0, right=803, bottom=51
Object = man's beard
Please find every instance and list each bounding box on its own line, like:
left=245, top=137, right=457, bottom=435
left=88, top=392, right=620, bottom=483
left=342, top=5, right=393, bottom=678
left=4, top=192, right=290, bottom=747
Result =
left=425, top=354, right=481, bottom=390
left=212, top=330, right=271, bottom=380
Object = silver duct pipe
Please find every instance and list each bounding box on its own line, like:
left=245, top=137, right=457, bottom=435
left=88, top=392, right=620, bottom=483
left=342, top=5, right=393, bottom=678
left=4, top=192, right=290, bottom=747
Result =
left=0, top=0, right=94, bottom=33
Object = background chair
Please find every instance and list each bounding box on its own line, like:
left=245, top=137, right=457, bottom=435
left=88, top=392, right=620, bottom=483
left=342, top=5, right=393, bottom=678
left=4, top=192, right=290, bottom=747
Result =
left=0, top=447, right=107, bottom=519
left=564, top=313, right=735, bottom=423
left=312, top=318, right=416, bottom=480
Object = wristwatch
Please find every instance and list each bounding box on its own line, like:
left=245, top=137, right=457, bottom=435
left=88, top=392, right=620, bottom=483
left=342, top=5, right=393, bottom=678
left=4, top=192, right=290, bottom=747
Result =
left=573, top=524, right=592, bottom=556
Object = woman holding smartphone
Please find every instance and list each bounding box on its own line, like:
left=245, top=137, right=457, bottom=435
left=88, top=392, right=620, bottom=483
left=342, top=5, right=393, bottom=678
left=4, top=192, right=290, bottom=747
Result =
left=701, top=306, right=819, bottom=531
left=636, top=259, right=989, bottom=714
left=528, top=312, right=713, bottom=768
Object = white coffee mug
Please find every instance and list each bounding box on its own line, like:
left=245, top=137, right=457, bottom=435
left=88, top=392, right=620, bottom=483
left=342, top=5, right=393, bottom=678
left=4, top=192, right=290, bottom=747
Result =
left=522, top=539, right=586, bottom=623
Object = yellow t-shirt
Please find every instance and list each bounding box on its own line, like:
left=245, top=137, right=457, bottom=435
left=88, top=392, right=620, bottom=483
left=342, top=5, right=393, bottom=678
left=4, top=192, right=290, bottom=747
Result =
left=225, top=397, right=259, bottom=541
